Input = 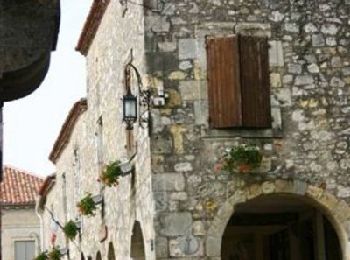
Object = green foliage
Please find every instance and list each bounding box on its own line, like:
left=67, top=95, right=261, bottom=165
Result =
left=100, top=160, right=122, bottom=187
left=222, top=145, right=263, bottom=173
left=77, top=193, right=96, bottom=216
left=34, top=252, right=48, bottom=260
left=63, top=220, right=79, bottom=240
left=47, top=247, right=60, bottom=260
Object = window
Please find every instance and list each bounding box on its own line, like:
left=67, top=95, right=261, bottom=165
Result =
left=15, top=241, right=35, bottom=260
left=206, top=35, right=271, bottom=129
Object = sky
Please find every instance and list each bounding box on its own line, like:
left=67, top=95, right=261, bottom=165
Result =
left=4, top=0, right=93, bottom=176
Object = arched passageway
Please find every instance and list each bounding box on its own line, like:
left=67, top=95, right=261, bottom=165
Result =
left=130, top=221, right=145, bottom=260
left=206, top=181, right=350, bottom=259
left=221, top=195, right=341, bottom=260
left=108, top=242, right=116, bottom=260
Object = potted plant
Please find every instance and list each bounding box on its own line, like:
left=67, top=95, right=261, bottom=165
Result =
left=34, top=252, right=48, bottom=260
left=47, top=247, right=60, bottom=260
left=77, top=193, right=96, bottom=216
left=63, top=220, right=79, bottom=240
left=222, top=145, right=263, bottom=173
left=100, top=160, right=122, bottom=187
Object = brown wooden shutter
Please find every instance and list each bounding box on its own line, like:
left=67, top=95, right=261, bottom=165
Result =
left=206, top=36, right=242, bottom=128
left=239, top=36, right=271, bottom=128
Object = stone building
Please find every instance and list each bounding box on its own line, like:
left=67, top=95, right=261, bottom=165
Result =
left=1, top=166, right=43, bottom=260
left=39, top=0, right=350, bottom=259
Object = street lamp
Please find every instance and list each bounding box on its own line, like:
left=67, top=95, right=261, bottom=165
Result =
left=123, top=90, right=137, bottom=130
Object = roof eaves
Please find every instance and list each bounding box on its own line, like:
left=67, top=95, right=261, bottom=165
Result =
left=75, top=0, right=111, bottom=56
left=49, top=99, right=87, bottom=164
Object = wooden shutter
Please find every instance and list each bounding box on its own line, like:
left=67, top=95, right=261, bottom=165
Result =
left=240, top=36, right=271, bottom=128
left=206, top=36, right=242, bottom=128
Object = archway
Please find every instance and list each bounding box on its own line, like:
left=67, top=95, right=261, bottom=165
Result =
left=96, top=251, right=102, bottom=260
left=206, top=180, right=350, bottom=259
left=108, top=242, right=116, bottom=260
left=222, top=195, right=341, bottom=260
left=130, top=221, right=145, bottom=260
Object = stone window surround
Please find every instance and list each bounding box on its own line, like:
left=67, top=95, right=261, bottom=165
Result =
left=179, top=22, right=285, bottom=138
left=11, top=236, right=39, bottom=260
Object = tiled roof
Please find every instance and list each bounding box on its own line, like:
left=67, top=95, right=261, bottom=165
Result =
left=49, top=98, right=87, bottom=164
left=0, top=166, right=44, bottom=206
left=75, top=0, right=111, bottom=56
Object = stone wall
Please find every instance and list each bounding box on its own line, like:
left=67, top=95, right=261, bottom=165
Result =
left=41, top=0, right=350, bottom=259
left=144, top=0, right=350, bottom=258
left=42, top=1, right=155, bottom=259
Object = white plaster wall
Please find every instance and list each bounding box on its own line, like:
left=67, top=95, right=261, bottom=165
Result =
left=2, top=207, right=41, bottom=260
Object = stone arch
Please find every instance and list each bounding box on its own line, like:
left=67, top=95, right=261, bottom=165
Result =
left=206, top=179, right=350, bottom=259
left=108, top=242, right=116, bottom=260
left=95, top=251, right=102, bottom=260
left=130, top=221, right=145, bottom=260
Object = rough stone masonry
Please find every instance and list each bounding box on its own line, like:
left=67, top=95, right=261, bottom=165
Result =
left=40, top=0, right=350, bottom=259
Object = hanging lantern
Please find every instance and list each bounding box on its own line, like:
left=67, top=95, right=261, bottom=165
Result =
left=123, top=91, right=137, bottom=130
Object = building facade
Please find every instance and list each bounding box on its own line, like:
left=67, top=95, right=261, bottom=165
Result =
left=1, top=166, right=43, bottom=260
left=39, top=0, right=350, bottom=259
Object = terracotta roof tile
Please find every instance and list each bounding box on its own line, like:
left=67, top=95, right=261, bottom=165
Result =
left=0, top=166, right=44, bottom=206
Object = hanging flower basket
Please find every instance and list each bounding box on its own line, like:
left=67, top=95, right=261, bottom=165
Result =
left=47, top=247, right=61, bottom=260
left=221, top=145, right=263, bottom=173
left=63, top=220, right=79, bottom=240
left=34, top=252, right=48, bottom=260
left=77, top=193, right=97, bottom=216
left=100, top=160, right=122, bottom=187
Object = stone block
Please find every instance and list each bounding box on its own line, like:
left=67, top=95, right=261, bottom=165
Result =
left=151, top=134, right=173, bottom=154
left=168, top=71, right=187, bottom=80
left=312, top=34, right=325, bottom=46
left=206, top=236, right=221, bottom=256
left=179, top=39, right=198, bottom=60
left=321, top=192, right=338, bottom=210
left=171, top=192, right=188, bottom=200
left=155, top=236, right=168, bottom=257
left=262, top=181, right=275, bottom=193
left=166, top=89, right=182, bottom=108
left=275, top=180, right=293, bottom=193
left=194, top=101, right=208, bottom=126
left=271, top=108, right=282, bottom=130
left=174, top=162, right=193, bottom=172
left=292, top=180, right=307, bottom=195
left=306, top=185, right=324, bottom=200
left=274, top=88, right=292, bottom=107
left=269, top=40, right=284, bottom=67
left=160, top=212, right=192, bottom=236
left=295, top=75, right=314, bottom=86
left=170, top=124, right=186, bottom=154
left=247, top=184, right=262, bottom=199
left=146, top=16, right=170, bottom=33
left=179, top=81, right=201, bottom=101
left=169, top=235, right=203, bottom=256
left=235, top=23, right=271, bottom=37
left=270, top=73, right=282, bottom=88
left=193, top=221, right=206, bottom=235
left=145, top=52, right=178, bottom=73
left=158, top=41, right=177, bottom=52
left=152, top=173, right=186, bottom=192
